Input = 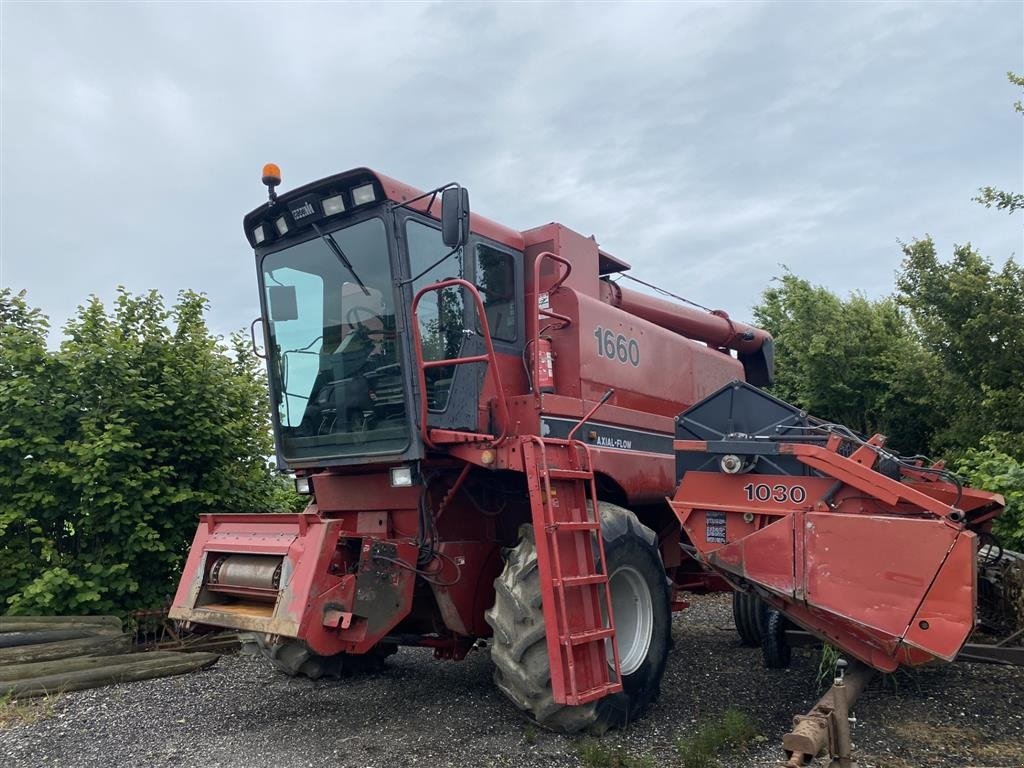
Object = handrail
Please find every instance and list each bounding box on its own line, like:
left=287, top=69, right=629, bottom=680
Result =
left=531, top=251, right=573, bottom=397
left=567, top=388, right=614, bottom=443
left=410, top=277, right=512, bottom=451
left=532, top=251, right=574, bottom=327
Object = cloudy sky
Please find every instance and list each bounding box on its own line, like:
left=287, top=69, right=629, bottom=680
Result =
left=1, top=1, right=1021, bottom=341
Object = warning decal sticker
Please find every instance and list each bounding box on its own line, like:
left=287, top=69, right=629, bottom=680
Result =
left=705, top=511, right=727, bottom=544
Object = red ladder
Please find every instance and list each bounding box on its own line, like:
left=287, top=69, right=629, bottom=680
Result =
left=521, top=436, right=623, bottom=706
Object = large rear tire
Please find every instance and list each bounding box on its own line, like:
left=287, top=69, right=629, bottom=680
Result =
left=485, top=502, right=671, bottom=734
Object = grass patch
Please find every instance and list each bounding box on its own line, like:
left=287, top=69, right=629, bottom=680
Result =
left=815, top=643, right=841, bottom=691
left=523, top=722, right=537, bottom=745
left=576, top=740, right=656, bottom=768
left=0, top=691, right=58, bottom=729
left=675, top=709, right=759, bottom=768
left=879, top=666, right=922, bottom=696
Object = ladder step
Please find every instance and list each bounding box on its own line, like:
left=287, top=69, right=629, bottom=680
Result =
left=548, top=521, right=601, bottom=533
left=546, top=468, right=593, bottom=480
left=560, top=574, right=607, bottom=588
left=564, top=627, right=615, bottom=646
left=572, top=682, right=623, bottom=704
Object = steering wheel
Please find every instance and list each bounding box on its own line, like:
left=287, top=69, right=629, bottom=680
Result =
left=346, top=305, right=378, bottom=327
left=345, top=304, right=397, bottom=341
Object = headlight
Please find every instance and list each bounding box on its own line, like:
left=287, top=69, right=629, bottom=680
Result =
left=390, top=466, right=413, bottom=487
left=322, top=194, right=345, bottom=216
left=275, top=216, right=289, bottom=236
left=352, top=183, right=376, bottom=206
left=295, top=476, right=312, bottom=494
left=253, top=224, right=266, bottom=244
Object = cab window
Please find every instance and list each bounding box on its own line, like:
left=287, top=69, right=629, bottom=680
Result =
left=473, top=244, right=516, bottom=342
left=406, top=220, right=465, bottom=411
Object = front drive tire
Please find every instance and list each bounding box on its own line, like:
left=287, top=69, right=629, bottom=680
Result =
left=251, top=637, right=397, bottom=680
left=485, top=502, right=671, bottom=733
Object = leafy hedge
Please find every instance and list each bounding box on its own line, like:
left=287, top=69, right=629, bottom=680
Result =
left=958, top=442, right=1024, bottom=551
left=0, top=288, right=303, bottom=616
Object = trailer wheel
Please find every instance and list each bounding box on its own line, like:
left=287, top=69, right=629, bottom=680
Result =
left=485, top=502, right=671, bottom=734
left=762, top=610, right=792, bottom=669
left=732, top=590, right=768, bottom=647
left=253, top=638, right=397, bottom=680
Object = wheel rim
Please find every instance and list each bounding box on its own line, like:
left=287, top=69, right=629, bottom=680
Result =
left=607, top=565, right=654, bottom=676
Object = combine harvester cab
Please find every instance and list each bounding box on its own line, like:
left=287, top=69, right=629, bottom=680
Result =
left=669, top=380, right=1005, bottom=673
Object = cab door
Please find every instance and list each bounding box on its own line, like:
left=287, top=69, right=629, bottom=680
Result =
left=402, top=216, right=523, bottom=435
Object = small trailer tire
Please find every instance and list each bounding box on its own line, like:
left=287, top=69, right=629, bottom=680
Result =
left=762, top=609, right=792, bottom=669
left=732, top=590, right=769, bottom=647
left=486, top=502, right=671, bottom=733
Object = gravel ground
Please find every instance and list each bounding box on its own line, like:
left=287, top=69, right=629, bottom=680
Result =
left=2, top=594, right=1021, bottom=768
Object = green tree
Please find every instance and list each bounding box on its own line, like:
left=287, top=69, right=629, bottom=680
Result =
left=973, top=72, right=1024, bottom=214
left=0, top=287, right=302, bottom=616
left=896, top=240, right=1024, bottom=548
left=896, top=238, right=1024, bottom=459
left=752, top=272, right=944, bottom=455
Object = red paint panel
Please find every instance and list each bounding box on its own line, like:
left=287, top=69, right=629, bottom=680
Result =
left=523, top=224, right=601, bottom=297
left=903, top=531, right=977, bottom=661
left=206, top=526, right=297, bottom=555
left=589, top=449, right=675, bottom=505
left=313, top=471, right=419, bottom=513
left=803, top=513, right=957, bottom=640
left=705, top=514, right=796, bottom=595
left=171, top=511, right=420, bottom=657
left=550, top=289, right=743, bottom=418
left=672, top=472, right=834, bottom=518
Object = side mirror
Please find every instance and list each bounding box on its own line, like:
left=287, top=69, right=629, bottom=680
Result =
left=441, top=186, right=470, bottom=248
left=268, top=285, right=298, bottom=321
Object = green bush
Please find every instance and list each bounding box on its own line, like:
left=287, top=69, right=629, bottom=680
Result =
left=0, top=288, right=303, bottom=616
left=957, top=440, right=1024, bottom=551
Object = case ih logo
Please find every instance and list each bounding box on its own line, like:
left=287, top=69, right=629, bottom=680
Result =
left=290, top=201, right=316, bottom=220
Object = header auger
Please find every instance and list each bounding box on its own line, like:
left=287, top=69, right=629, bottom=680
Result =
left=170, top=166, right=1005, bottom=741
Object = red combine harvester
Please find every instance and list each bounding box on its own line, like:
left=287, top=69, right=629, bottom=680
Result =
left=170, top=166, right=1004, bottom=738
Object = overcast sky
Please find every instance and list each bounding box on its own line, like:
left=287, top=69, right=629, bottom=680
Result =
left=1, top=1, right=1021, bottom=342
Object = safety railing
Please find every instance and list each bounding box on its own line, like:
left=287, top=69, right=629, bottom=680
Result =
left=410, top=278, right=512, bottom=451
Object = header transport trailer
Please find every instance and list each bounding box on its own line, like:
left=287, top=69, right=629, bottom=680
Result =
left=170, top=166, right=1004, bottom=735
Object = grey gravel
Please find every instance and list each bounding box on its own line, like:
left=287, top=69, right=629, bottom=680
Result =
left=1, top=594, right=1021, bottom=768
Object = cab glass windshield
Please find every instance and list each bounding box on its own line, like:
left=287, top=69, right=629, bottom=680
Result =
left=261, top=217, right=407, bottom=460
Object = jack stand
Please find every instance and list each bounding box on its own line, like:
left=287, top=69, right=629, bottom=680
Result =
left=781, top=658, right=873, bottom=768
left=828, top=659, right=856, bottom=768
